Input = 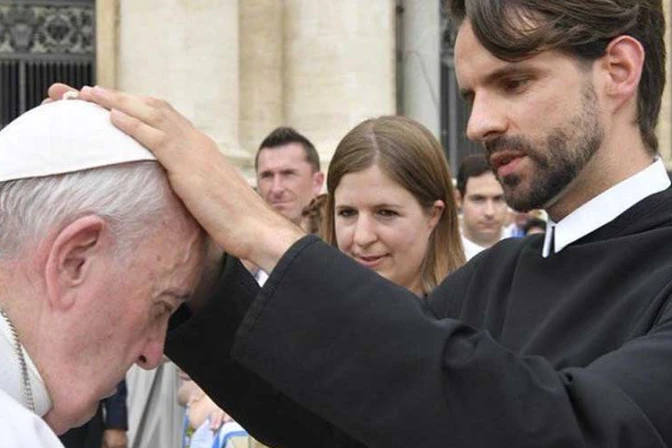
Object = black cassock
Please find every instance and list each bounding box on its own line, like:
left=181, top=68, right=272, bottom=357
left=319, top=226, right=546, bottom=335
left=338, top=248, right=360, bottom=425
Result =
left=167, top=187, right=672, bottom=448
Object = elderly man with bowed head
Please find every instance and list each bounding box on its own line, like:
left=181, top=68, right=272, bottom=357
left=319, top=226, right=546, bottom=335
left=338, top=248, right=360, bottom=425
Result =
left=0, top=100, right=205, bottom=446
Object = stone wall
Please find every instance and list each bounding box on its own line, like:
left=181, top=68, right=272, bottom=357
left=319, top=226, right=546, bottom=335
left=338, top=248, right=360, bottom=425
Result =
left=96, top=0, right=396, bottom=177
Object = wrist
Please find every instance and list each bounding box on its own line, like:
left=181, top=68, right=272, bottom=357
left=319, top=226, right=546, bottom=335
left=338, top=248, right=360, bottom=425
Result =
left=250, top=223, right=304, bottom=274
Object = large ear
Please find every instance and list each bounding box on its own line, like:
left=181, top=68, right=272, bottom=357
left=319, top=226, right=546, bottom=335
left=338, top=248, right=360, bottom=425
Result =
left=599, top=35, right=645, bottom=111
left=312, top=171, right=325, bottom=194
left=44, top=215, right=108, bottom=310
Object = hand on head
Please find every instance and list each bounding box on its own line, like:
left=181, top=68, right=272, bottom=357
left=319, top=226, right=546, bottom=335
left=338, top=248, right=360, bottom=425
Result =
left=46, top=83, right=304, bottom=271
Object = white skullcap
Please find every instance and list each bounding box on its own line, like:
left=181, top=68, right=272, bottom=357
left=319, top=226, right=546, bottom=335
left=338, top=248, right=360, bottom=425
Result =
left=0, top=100, right=155, bottom=183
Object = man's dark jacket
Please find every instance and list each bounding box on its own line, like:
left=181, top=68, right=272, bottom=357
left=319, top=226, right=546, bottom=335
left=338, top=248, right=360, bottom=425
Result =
left=167, top=187, right=672, bottom=448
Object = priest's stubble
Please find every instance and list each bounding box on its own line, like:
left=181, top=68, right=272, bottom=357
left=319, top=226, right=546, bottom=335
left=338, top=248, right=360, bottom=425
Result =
left=486, top=80, right=605, bottom=212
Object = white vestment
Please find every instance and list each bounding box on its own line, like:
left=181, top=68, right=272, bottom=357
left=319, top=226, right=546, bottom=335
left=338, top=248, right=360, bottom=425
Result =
left=0, top=313, right=61, bottom=447
left=0, top=388, right=63, bottom=447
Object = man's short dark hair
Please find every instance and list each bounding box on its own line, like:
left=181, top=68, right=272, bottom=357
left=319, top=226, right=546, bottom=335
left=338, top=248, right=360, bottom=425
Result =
left=255, top=127, right=321, bottom=173
left=446, top=0, right=666, bottom=154
left=457, top=154, right=495, bottom=197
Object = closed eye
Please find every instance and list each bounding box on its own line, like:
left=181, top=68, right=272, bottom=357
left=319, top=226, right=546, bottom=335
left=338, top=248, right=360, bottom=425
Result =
left=153, top=302, right=174, bottom=320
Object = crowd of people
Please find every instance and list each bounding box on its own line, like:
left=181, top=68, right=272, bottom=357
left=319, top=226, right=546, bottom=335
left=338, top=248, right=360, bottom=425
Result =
left=1, top=0, right=671, bottom=447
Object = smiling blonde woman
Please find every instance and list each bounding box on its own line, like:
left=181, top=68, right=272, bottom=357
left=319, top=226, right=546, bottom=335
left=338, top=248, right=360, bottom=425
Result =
left=324, top=116, right=465, bottom=296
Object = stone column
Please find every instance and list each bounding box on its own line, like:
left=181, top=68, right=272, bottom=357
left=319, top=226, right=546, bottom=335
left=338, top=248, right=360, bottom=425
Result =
left=116, top=0, right=246, bottom=165
left=283, top=0, right=396, bottom=162
left=239, top=0, right=284, bottom=161
left=400, top=0, right=441, bottom=140
left=96, top=0, right=119, bottom=89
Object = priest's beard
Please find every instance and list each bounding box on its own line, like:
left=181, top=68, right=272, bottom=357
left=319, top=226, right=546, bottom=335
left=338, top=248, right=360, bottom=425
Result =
left=485, top=81, right=604, bottom=212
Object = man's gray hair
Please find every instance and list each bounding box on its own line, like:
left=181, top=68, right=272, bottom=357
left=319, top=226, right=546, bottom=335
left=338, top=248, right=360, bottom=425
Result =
left=0, top=161, right=175, bottom=260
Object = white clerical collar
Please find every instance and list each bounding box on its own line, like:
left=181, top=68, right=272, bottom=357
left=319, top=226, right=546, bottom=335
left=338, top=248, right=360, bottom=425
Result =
left=255, top=269, right=269, bottom=287
left=543, top=158, right=670, bottom=258
left=0, top=312, right=52, bottom=416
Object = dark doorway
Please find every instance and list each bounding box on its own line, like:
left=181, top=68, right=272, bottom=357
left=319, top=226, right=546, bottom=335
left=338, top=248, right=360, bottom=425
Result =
left=440, top=4, right=483, bottom=168
left=0, top=0, right=95, bottom=129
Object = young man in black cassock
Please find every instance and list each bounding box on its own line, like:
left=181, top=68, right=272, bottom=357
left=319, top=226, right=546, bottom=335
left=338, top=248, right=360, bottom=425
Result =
left=60, top=0, right=672, bottom=446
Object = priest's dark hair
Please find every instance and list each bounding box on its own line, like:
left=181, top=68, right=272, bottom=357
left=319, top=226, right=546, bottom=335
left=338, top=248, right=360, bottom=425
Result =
left=255, top=126, right=321, bottom=173
left=445, top=0, right=665, bottom=154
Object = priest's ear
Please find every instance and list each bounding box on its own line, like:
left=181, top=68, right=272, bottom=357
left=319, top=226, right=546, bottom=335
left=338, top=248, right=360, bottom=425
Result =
left=598, top=35, right=645, bottom=113
left=44, top=215, right=109, bottom=310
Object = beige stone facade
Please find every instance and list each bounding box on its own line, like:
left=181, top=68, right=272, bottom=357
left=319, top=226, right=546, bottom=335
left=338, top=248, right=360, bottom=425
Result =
left=96, top=0, right=396, bottom=178
left=97, top=0, right=672, bottom=174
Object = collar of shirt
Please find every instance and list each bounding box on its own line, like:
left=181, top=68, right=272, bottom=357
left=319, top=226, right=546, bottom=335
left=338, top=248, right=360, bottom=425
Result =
left=255, top=269, right=269, bottom=287
left=542, top=158, right=670, bottom=258
left=461, top=234, right=487, bottom=261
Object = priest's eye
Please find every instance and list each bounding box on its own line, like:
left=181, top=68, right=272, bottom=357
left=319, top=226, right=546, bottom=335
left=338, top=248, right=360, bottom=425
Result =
left=502, top=77, right=529, bottom=93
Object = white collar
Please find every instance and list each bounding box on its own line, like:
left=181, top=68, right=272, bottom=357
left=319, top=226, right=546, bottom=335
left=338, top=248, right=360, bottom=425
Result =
left=255, top=269, right=269, bottom=287
left=0, top=312, right=52, bottom=416
left=542, top=158, right=670, bottom=258
left=461, top=234, right=487, bottom=261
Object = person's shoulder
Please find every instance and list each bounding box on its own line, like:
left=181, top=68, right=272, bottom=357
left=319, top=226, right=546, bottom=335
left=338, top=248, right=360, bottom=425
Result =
left=430, top=235, right=538, bottom=316
left=481, top=233, right=542, bottom=261
left=0, top=389, right=63, bottom=447
left=462, top=233, right=543, bottom=280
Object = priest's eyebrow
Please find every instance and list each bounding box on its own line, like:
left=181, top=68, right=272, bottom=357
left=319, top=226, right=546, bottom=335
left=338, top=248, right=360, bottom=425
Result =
left=459, top=64, right=539, bottom=101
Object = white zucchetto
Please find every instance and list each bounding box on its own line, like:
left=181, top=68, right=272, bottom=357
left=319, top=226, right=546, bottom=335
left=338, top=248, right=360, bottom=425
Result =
left=0, top=100, right=155, bottom=183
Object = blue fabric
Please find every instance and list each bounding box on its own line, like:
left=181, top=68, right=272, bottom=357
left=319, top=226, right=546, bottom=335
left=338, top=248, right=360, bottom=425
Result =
left=213, top=429, right=248, bottom=448
left=182, top=413, right=191, bottom=448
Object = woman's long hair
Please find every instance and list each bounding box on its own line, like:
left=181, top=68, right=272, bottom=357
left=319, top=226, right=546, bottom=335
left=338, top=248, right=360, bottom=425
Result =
left=324, top=116, right=465, bottom=294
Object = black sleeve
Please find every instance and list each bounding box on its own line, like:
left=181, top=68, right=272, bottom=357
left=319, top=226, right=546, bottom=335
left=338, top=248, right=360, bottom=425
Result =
left=165, top=247, right=365, bottom=448
left=230, top=236, right=671, bottom=448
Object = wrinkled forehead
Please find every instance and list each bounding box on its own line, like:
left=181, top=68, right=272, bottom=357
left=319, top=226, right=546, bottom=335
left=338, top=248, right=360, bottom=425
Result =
left=145, top=211, right=207, bottom=289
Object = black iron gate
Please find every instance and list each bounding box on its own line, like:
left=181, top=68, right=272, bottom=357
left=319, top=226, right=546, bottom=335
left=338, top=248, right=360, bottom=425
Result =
left=440, top=2, right=483, bottom=167
left=0, top=0, right=95, bottom=129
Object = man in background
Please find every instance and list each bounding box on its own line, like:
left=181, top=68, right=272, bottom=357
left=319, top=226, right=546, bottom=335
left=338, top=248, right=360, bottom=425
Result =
left=250, top=127, right=324, bottom=284
left=456, top=154, right=507, bottom=259
left=255, top=127, right=324, bottom=226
